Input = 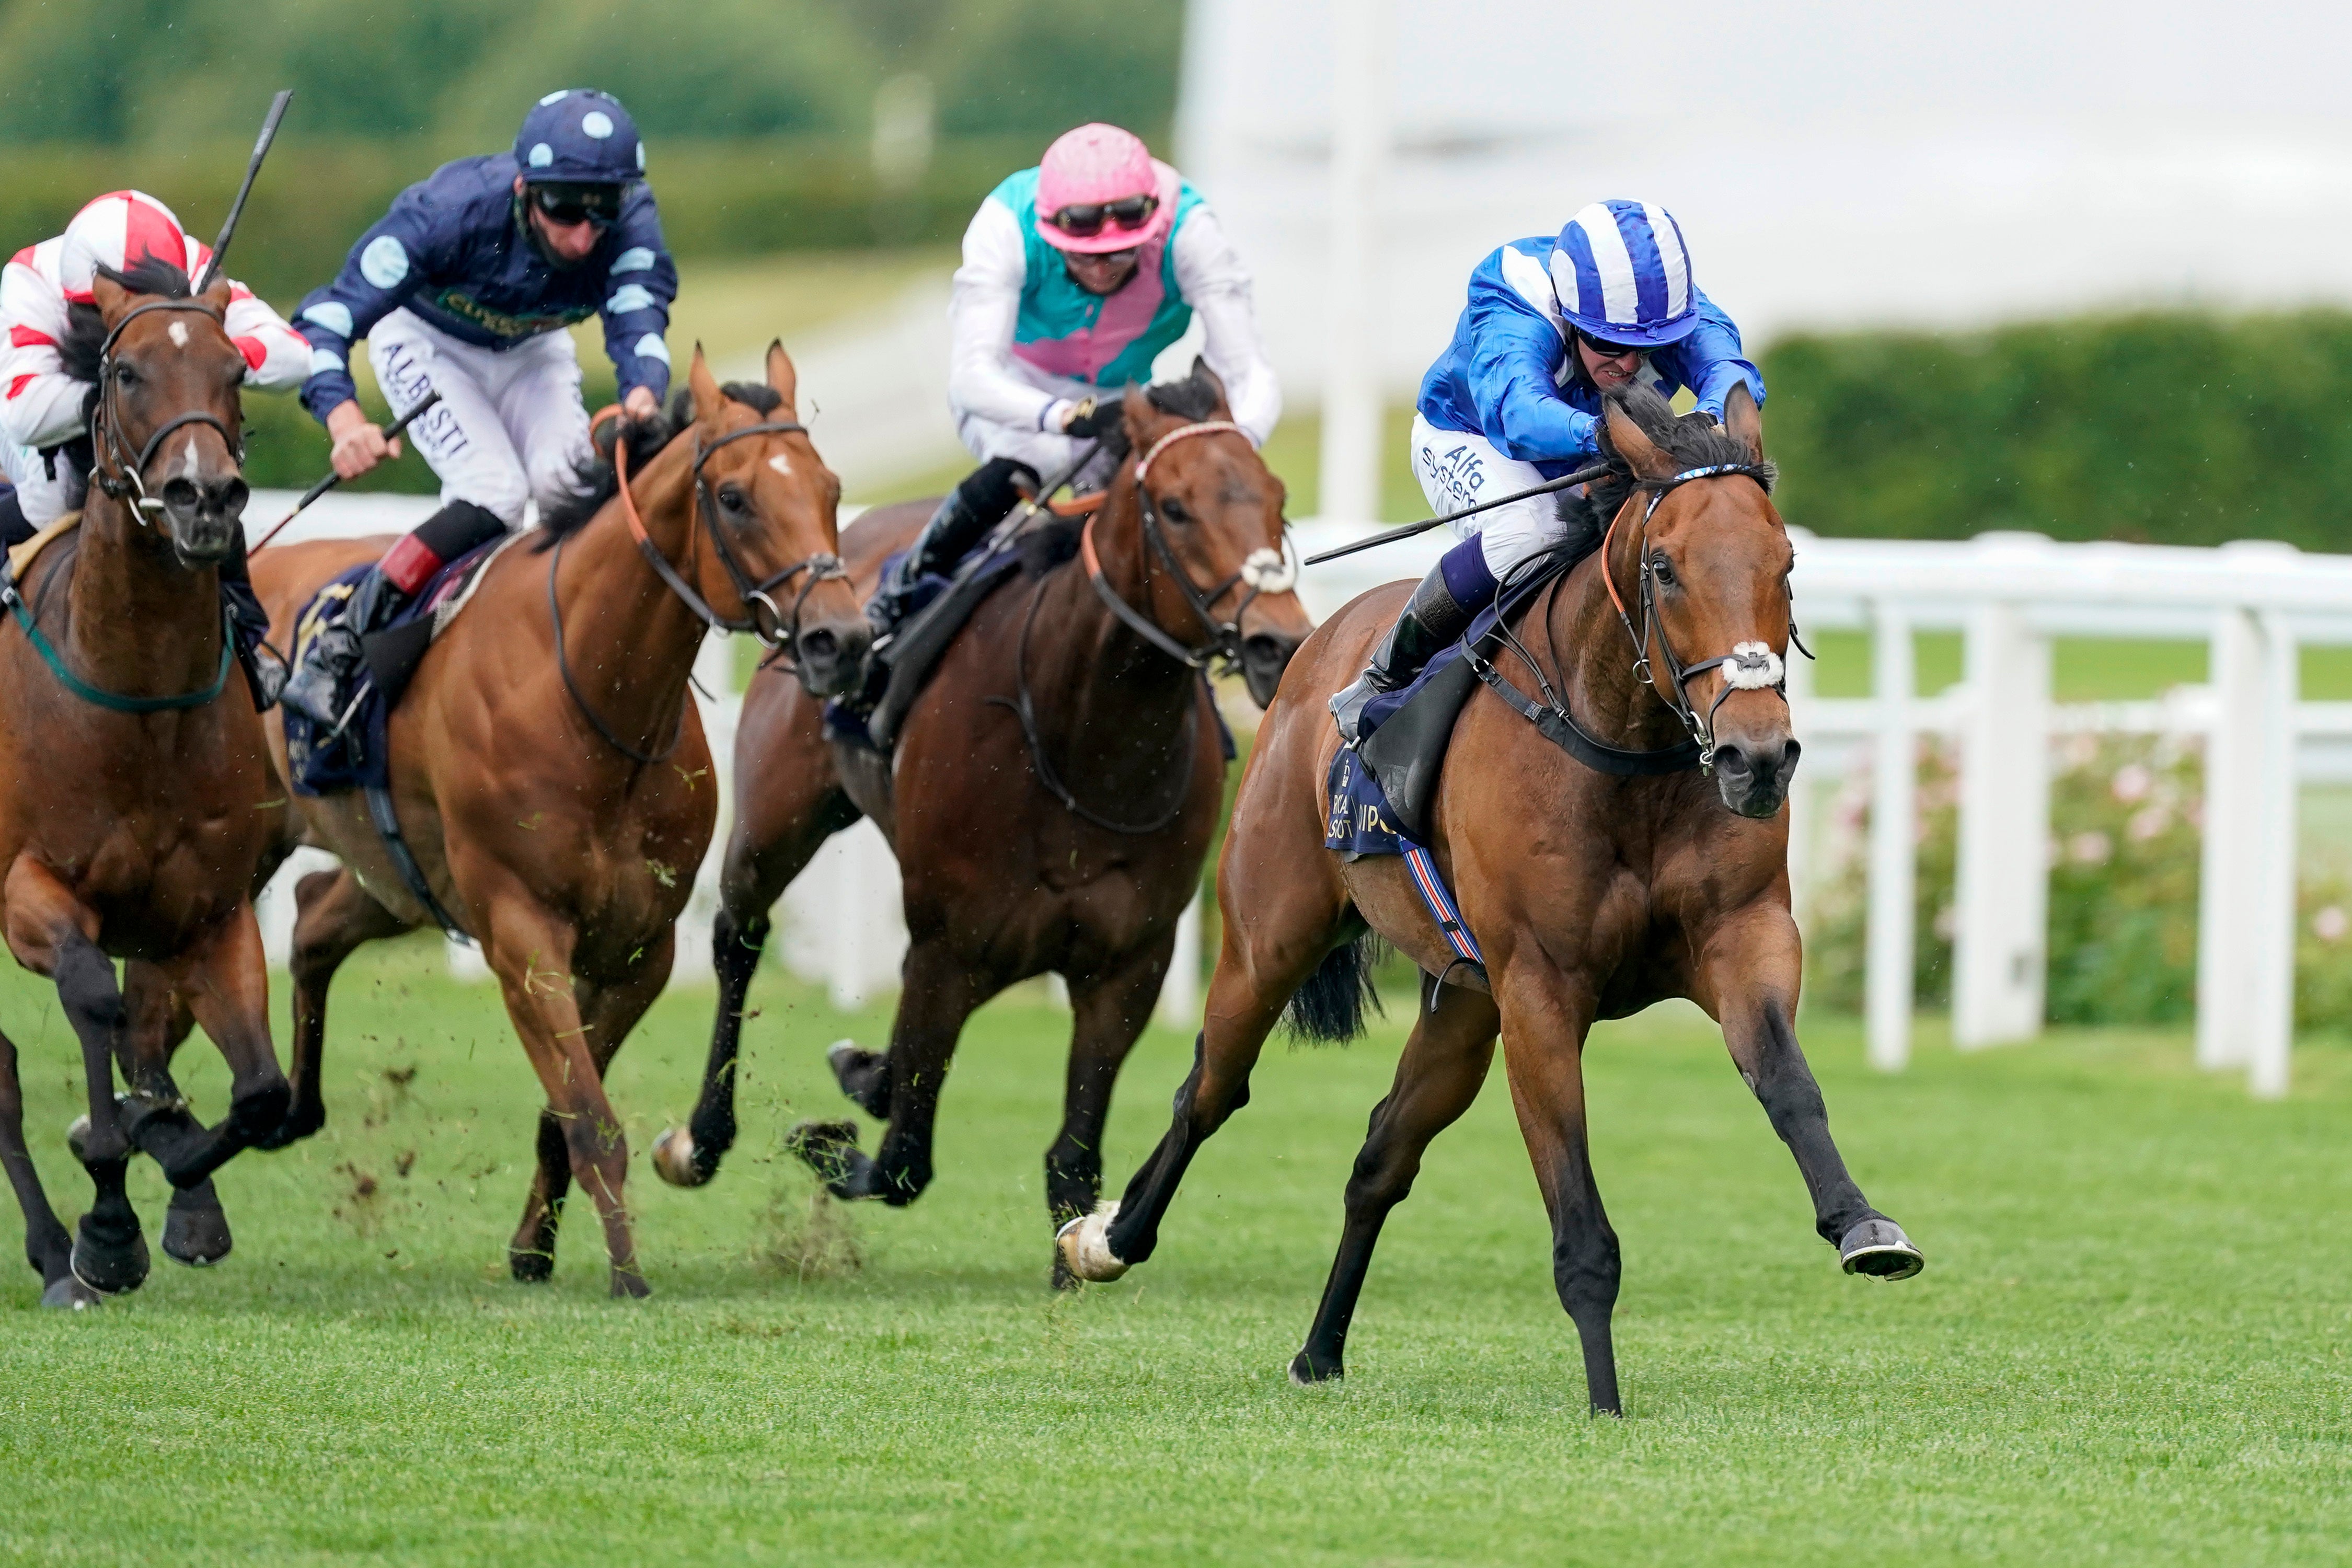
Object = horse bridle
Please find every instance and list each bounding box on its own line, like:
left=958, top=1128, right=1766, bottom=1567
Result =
left=1599, top=462, right=1804, bottom=770
left=1081, top=419, right=1298, bottom=673
left=89, top=298, right=246, bottom=522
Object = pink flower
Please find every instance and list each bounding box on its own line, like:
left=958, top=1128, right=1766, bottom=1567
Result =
left=2111, top=764, right=2153, bottom=803
left=2127, top=806, right=2171, bottom=843
left=2068, top=831, right=2113, bottom=866
left=2315, top=906, right=2349, bottom=943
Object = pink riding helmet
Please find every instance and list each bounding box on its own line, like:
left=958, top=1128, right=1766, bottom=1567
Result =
left=1034, top=123, right=1174, bottom=255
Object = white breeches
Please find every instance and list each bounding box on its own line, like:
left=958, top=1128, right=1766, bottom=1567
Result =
left=1411, top=411, right=1578, bottom=584
left=367, top=309, right=593, bottom=527
left=1, top=439, right=83, bottom=528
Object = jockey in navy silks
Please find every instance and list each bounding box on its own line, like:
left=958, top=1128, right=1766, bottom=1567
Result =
left=1329, top=199, right=1765, bottom=742
left=868, top=121, right=1279, bottom=637
left=279, top=88, right=678, bottom=727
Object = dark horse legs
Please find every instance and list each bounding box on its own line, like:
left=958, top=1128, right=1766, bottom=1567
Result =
left=1047, top=935, right=1176, bottom=1228
left=1292, top=979, right=1499, bottom=1383
left=796, top=938, right=983, bottom=1205
left=0, top=1025, right=86, bottom=1305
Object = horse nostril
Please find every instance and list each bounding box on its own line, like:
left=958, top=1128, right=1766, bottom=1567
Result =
left=1713, top=744, right=1754, bottom=780
left=800, top=629, right=838, bottom=663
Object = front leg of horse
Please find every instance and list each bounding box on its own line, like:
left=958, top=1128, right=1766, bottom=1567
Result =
left=0, top=1025, right=85, bottom=1306
left=1698, top=915, right=1924, bottom=1279
left=126, top=910, right=289, bottom=1193
left=1044, top=939, right=1175, bottom=1288
left=652, top=905, right=765, bottom=1189
left=114, top=963, right=235, bottom=1267
left=789, top=940, right=980, bottom=1207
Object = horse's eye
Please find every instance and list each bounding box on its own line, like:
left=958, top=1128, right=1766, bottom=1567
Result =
left=718, top=485, right=749, bottom=516
left=1159, top=495, right=1191, bottom=525
left=1650, top=554, right=1676, bottom=586
left=113, top=363, right=137, bottom=388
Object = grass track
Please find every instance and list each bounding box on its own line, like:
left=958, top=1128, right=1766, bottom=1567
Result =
left=2, top=949, right=2348, bottom=1565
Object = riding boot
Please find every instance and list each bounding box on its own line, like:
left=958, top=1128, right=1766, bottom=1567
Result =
left=1328, top=536, right=1494, bottom=745
left=867, top=456, right=1038, bottom=640
left=280, top=498, right=505, bottom=727
left=217, top=533, right=286, bottom=711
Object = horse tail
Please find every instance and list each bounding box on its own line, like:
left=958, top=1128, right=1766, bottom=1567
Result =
left=1283, top=932, right=1386, bottom=1045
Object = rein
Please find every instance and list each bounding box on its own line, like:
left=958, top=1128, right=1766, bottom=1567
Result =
left=1081, top=419, right=1298, bottom=674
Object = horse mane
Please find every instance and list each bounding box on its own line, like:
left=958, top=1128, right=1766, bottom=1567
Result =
left=1143, top=366, right=1223, bottom=423
left=58, top=257, right=197, bottom=384
left=534, top=381, right=781, bottom=546
left=1555, top=382, right=1777, bottom=542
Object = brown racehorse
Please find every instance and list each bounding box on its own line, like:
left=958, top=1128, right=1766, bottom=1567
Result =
left=0, top=263, right=290, bottom=1308
left=1058, top=385, right=1923, bottom=1411
left=239, top=344, right=866, bottom=1296
left=652, top=367, right=1315, bottom=1277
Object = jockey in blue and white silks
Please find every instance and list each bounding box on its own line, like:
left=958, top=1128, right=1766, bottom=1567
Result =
left=279, top=88, right=678, bottom=727
left=869, top=122, right=1278, bottom=637
left=1330, top=199, right=1765, bottom=742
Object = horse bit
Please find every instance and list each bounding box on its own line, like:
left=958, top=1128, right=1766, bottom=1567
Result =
left=1083, top=419, right=1298, bottom=675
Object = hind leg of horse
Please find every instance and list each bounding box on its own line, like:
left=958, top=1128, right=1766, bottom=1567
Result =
left=1696, top=912, right=1922, bottom=1277
left=1042, top=935, right=1176, bottom=1286
left=658, top=786, right=861, bottom=1190
left=0, top=1024, right=87, bottom=1306
left=4, top=858, right=145, bottom=1295
left=1292, top=981, right=1501, bottom=1384
left=1494, top=970, right=1622, bottom=1414
left=512, top=937, right=674, bottom=1282
left=793, top=938, right=982, bottom=1206
left=269, top=867, right=412, bottom=1149
left=115, top=964, right=233, bottom=1268
left=477, top=884, right=646, bottom=1296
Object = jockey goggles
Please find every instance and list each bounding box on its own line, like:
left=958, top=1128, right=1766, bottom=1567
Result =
left=1577, top=328, right=1652, bottom=362
left=1046, top=193, right=1158, bottom=240
left=528, top=181, right=624, bottom=228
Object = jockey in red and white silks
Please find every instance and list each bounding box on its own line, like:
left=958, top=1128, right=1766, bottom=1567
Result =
left=0, top=190, right=308, bottom=531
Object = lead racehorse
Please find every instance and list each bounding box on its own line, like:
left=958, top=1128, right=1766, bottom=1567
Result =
left=1058, top=384, right=1923, bottom=1411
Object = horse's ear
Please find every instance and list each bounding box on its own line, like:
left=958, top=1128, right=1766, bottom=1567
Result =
left=1600, top=394, right=1678, bottom=481
left=1190, top=355, right=1231, bottom=417
left=91, top=275, right=132, bottom=326
left=1120, top=381, right=1156, bottom=445
left=764, top=339, right=799, bottom=418
left=199, top=276, right=234, bottom=317
left=688, top=343, right=723, bottom=423
left=1722, top=379, right=1763, bottom=463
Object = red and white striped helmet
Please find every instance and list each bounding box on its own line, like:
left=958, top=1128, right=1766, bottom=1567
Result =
left=60, top=190, right=201, bottom=303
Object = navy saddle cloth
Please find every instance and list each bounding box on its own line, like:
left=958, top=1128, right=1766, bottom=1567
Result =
left=285, top=539, right=502, bottom=798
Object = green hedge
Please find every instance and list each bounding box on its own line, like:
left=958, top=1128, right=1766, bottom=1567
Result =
left=1760, top=311, right=2352, bottom=551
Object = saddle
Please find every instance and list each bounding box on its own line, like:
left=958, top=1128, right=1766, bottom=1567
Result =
left=825, top=517, right=1083, bottom=753
left=284, top=534, right=517, bottom=800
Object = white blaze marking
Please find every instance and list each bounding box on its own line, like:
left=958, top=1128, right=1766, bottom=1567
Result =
left=167, top=321, right=188, bottom=348
left=767, top=454, right=792, bottom=476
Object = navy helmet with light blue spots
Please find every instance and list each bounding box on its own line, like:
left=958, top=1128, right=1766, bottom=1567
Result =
left=513, top=89, right=645, bottom=185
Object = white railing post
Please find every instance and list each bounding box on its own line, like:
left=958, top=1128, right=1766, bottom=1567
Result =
left=1864, top=602, right=1916, bottom=1071
left=1953, top=558, right=2053, bottom=1047
left=1157, top=891, right=1205, bottom=1029
left=671, top=630, right=740, bottom=985
left=2248, top=609, right=2300, bottom=1099
left=2197, top=606, right=2264, bottom=1070
left=1782, top=621, right=1818, bottom=915
left=1315, top=0, right=1393, bottom=524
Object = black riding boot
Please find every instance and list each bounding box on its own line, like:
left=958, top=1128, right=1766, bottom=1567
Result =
left=1329, top=559, right=1481, bottom=744
left=218, top=533, right=287, bottom=710
left=279, top=499, right=505, bottom=727
left=867, top=456, right=1039, bottom=640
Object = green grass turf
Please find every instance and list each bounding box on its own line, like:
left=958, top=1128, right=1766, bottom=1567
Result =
left=2, top=946, right=2348, bottom=1566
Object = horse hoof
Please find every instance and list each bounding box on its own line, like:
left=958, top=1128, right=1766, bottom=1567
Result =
left=786, top=1120, right=860, bottom=1185
left=509, top=1248, right=555, bottom=1284
left=1288, top=1350, right=1341, bottom=1386
left=163, top=1185, right=233, bottom=1267
left=651, top=1126, right=709, bottom=1189
left=41, top=1274, right=102, bottom=1310
left=1839, top=1217, right=1925, bottom=1280
left=827, top=1040, right=890, bottom=1117
left=1053, top=1201, right=1128, bottom=1283
left=609, top=1269, right=652, bottom=1300
left=70, top=1218, right=148, bottom=1296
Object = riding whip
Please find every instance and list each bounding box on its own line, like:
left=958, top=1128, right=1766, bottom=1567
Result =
left=1301, top=459, right=1613, bottom=566
left=248, top=391, right=442, bottom=554
left=192, top=89, right=295, bottom=294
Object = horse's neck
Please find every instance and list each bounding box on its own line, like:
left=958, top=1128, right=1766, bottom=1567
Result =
left=1040, top=489, right=1200, bottom=739
left=63, top=497, right=223, bottom=698
left=551, top=445, right=711, bottom=749
left=1550, top=513, right=1691, bottom=752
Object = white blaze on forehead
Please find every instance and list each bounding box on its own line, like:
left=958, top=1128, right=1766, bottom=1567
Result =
left=767, top=454, right=792, bottom=477
left=167, top=320, right=188, bottom=348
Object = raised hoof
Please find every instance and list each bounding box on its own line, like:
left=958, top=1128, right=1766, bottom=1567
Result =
left=1053, top=1201, right=1128, bottom=1283
left=251, top=1103, right=324, bottom=1152
left=609, top=1269, right=652, bottom=1300
left=786, top=1119, right=861, bottom=1187
left=71, top=1217, right=149, bottom=1296
left=41, top=1273, right=102, bottom=1310
left=651, top=1126, right=712, bottom=1189
left=163, top=1184, right=234, bottom=1267
left=65, top=1113, right=91, bottom=1165
left=1288, top=1350, right=1341, bottom=1386
left=509, top=1247, right=555, bottom=1284
left=1839, top=1217, right=1926, bottom=1280
left=826, top=1039, right=890, bottom=1117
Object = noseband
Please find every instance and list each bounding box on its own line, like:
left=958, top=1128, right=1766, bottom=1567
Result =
left=1082, top=419, right=1297, bottom=674
left=89, top=299, right=245, bottom=523
left=1598, top=462, right=1800, bottom=771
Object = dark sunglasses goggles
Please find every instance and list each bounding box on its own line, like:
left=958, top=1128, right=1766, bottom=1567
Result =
left=1577, top=328, right=1651, bottom=361
left=528, top=182, right=624, bottom=228
left=1047, top=193, right=1158, bottom=239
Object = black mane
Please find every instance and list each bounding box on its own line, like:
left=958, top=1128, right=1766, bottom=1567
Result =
left=59, top=257, right=199, bottom=383
left=1144, top=368, right=1223, bottom=422
left=1554, top=381, right=1776, bottom=546
left=535, top=382, right=780, bottom=544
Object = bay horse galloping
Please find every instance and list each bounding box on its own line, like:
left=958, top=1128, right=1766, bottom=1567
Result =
left=1059, top=385, right=1922, bottom=1411
left=654, top=366, right=1314, bottom=1277
left=0, top=263, right=289, bottom=1308
left=246, top=345, right=866, bottom=1296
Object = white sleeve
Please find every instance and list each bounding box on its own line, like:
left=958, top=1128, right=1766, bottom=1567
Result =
left=948, top=200, right=1074, bottom=435
left=1170, top=206, right=1281, bottom=446
left=223, top=282, right=312, bottom=393
left=0, top=259, right=90, bottom=452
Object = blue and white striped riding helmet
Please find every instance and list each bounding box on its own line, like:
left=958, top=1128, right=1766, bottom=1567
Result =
left=1548, top=200, right=1699, bottom=350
